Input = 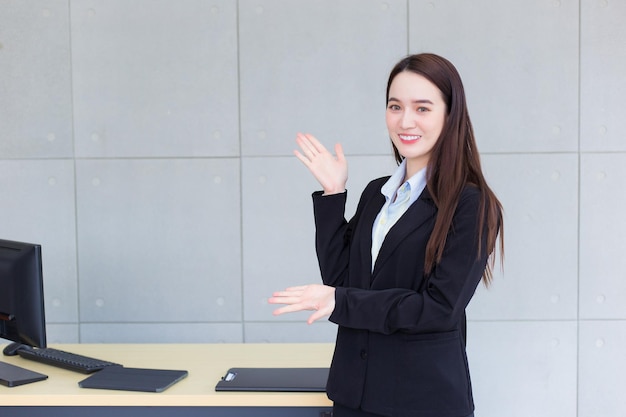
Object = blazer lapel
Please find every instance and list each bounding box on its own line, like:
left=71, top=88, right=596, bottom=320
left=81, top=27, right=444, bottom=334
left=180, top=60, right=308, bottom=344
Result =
left=371, top=188, right=437, bottom=278
left=358, top=189, right=385, bottom=286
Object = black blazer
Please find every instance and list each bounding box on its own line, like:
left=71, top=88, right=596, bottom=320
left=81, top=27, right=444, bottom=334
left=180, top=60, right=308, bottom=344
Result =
left=313, top=177, right=489, bottom=417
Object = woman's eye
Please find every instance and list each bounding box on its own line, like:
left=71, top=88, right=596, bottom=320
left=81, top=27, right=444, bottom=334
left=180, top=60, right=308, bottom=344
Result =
left=417, top=107, right=429, bottom=112
left=388, top=104, right=401, bottom=111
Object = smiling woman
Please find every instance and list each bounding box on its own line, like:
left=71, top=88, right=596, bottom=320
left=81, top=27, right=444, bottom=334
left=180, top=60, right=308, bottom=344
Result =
left=269, top=53, right=504, bottom=417
left=385, top=71, right=447, bottom=179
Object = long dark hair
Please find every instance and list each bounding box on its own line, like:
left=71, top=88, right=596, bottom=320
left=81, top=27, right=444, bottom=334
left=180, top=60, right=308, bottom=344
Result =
left=386, top=53, right=504, bottom=285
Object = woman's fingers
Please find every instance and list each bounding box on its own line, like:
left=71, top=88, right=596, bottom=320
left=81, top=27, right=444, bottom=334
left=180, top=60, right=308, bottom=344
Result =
left=268, top=287, right=306, bottom=312
left=301, top=133, right=326, bottom=154
left=268, top=285, right=311, bottom=312
left=334, top=143, right=345, bottom=163
left=268, top=284, right=335, bottom=319
left=296, top=139, right=313, bottom=160
left=296, top=134, right=328, bottom=163
left=307, top=309, right=327, bottom=324
left=270, top=286, right=306, bottom=298
left=293, top=149, right=308, bottom=165
left=272, top=303, right=306, bottom=316
left=294, top=133, right=348, bottom=195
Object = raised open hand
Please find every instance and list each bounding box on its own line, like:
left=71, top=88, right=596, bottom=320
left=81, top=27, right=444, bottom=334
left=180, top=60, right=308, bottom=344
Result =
left=294, top=133, right=348, bottom=195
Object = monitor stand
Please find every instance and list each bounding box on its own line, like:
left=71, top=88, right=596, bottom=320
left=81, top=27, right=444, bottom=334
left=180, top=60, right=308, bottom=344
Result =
left=0, top=360, right=48, bottom=387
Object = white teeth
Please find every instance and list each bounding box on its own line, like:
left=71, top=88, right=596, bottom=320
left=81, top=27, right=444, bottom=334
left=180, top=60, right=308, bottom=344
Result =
left=399, top=135, right=421, bottom=141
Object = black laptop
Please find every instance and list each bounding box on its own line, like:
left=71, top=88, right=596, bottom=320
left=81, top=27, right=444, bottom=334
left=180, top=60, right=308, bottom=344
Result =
left=215, top=367, right=329, bottom=392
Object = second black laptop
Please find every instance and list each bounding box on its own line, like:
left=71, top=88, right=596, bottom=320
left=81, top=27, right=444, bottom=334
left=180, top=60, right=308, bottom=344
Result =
left=215, top=367, right=329, bottom=392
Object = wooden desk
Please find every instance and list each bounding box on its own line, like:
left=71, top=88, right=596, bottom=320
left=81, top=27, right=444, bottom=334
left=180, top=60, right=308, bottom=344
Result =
left=0, top=343, right=334, bottom=416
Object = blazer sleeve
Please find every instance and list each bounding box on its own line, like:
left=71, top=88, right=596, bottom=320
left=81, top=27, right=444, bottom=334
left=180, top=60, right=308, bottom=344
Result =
left=312, top=178, right=385, bottom=287
left=327, top=186, right=489, bottom=335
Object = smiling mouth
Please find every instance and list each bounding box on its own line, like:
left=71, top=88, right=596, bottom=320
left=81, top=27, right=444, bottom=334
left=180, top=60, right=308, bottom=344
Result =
left=398, top=134, right=421, bottom=142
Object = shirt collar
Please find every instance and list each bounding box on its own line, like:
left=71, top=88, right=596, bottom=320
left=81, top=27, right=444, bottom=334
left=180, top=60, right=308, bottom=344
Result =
left=380, top=159, right=428, bottom=203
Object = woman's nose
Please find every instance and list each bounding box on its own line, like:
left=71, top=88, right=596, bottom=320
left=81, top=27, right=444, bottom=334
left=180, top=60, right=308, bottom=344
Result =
left=400, top=111, right=416, bottom=129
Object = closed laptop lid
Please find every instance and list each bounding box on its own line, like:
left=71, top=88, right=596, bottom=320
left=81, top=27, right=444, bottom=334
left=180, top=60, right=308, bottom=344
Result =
left=0, top=361, right=48, bottom=387
left=215, top=367, right=329, bottom=392
left=78, top=366, right=188, bottom=393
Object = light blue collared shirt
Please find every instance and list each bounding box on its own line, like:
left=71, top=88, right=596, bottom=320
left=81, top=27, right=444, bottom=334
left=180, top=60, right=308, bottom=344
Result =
left=371, top=160, right=427, bottom=270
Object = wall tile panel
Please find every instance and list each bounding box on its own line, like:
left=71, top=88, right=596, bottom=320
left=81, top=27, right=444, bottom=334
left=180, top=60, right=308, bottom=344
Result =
left=580, top=153, right=626, bottom=319
left=468, top=154, right=578, bottom=320
left=76, top=158, right=242, bottom=324
left=579, top=320, right=626, bottom=417
left=0, top=0, right=73, bottom=158
left=468, top=321, right=577, bottom=417
left=581, top=0, right=626, bottom=152
left=46, top=324, right=79, bottom=344
left=70, top=0, right=239, bottom=158
left=80, top=323, right=243, bottom=343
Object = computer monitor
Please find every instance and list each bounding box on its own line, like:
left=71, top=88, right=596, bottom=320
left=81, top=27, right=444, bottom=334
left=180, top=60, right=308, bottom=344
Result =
left=0, top=239, right=47, bottom=349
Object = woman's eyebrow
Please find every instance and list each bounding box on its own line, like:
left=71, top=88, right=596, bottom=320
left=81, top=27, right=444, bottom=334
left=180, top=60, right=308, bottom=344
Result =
left=387, top=97, right=434, bottom=104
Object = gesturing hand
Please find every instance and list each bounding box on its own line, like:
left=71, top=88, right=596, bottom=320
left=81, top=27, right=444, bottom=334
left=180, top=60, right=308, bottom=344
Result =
left=294, top=133, right=348, bottom=195
left=268, top=284, right=336, bottom=324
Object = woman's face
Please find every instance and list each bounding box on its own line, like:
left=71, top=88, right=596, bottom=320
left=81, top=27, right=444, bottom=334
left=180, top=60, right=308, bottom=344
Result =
left=386, top=71, right=447, bottom=177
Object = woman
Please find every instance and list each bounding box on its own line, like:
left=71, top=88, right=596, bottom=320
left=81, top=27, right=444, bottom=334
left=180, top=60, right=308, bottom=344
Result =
left=269, top=53, right=504, bottom=417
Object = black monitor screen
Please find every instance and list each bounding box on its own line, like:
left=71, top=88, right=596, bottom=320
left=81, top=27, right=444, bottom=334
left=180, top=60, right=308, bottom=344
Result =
left=0, top=239, right=47, bottom=348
